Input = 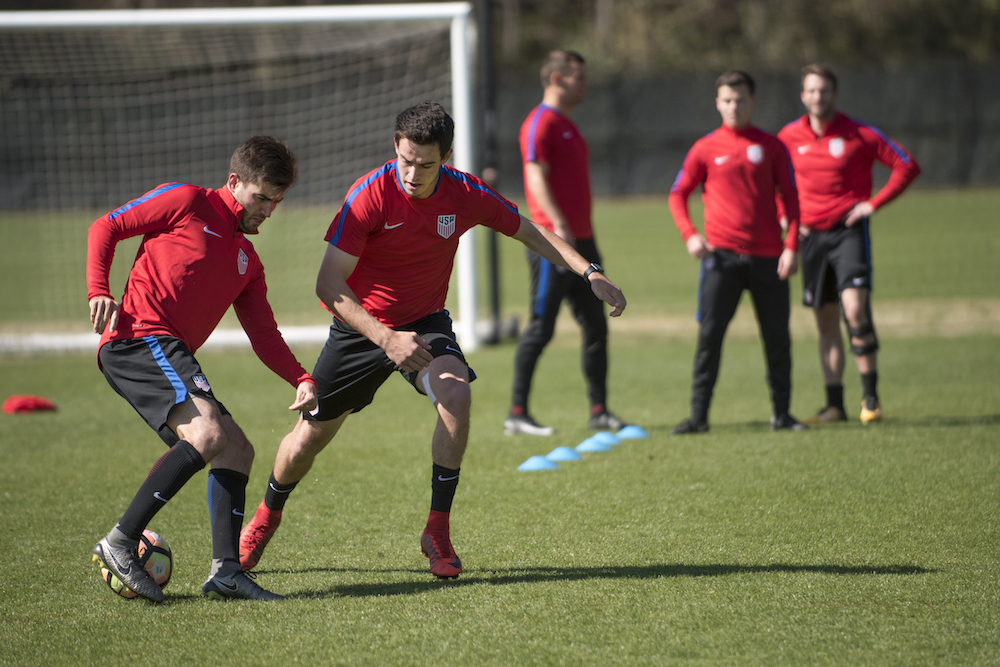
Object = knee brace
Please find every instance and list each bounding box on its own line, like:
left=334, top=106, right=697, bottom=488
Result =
left=847, top=320, right=879, bottom=356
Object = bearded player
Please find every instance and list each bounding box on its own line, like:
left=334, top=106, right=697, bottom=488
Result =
left=778, top=64, right=921, bottom=424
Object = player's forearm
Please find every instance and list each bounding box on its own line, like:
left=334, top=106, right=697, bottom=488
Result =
left=869, top=162, right=921, bottom=211
left=86, top=220, right=117, bottom=299
left=668, top=193, right=698, bottom=241
left=319, top=282, right=394, bottom=350
left=515, top=217, right=589, bottom=277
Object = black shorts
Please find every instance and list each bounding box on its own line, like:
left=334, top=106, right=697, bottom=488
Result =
left=99, top=335, right=229, bottom=446
left=305, top=311, right=476, bottom=422
left=800, top=219, right=873, bottom=309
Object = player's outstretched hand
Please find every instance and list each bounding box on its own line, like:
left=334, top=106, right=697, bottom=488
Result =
left=384, top=330, right=434, bottom=373
left=289, top=380, right=318, bottom=412
left=589, top=275, right=627, bottom=318
left=89, top=296, right=119, bottom=334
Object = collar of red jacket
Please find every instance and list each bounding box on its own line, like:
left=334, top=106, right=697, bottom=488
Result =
left=216, top=184, right=244, bottom=233
left=717, top=122, right=758, bottom=138
left=798, top=110, right=848, bottom=137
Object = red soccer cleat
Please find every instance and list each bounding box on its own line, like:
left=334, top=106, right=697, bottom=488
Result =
left=239, top=501, right=281, bottom=571
left=420, top=530, right=462, bottom=580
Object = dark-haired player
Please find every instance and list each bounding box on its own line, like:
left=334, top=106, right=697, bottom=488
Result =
left=668, top=70, right=804, bottom=434
left=240, top=101, right=626, bottom=579
left=778, top=64, right=921, bottom=424
left=87, top=136, right=318, bottom=602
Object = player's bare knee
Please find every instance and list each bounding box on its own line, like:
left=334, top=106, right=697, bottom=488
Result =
left=285, top=419, right=331, bottom=462
left=227, top=432, right=255, bottom=465
left=436, top=376, right=471, bottom=416
left=194, top=425, right=229, bottom=460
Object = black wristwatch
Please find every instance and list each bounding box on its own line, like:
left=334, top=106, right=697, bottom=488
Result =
left=582, top=262, right=604, bottom=281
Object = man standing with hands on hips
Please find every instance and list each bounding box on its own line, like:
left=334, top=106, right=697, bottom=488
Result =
left=778, top=63, right=920, bottom=425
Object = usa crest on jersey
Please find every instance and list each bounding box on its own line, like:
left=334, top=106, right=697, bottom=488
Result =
left=437, top=214, right=456, bottom=239
left=828, top=137, right=845, bottom=158
left=746, top=144, right=764, bottom=165
left=238, top=248, right=249, bottom=275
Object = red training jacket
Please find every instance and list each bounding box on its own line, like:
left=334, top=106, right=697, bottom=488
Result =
left=669, top=124, right=800, bottom=257
left=777, top=112, right=921, bottom=231
left=87, top=183, right=313, bottom=388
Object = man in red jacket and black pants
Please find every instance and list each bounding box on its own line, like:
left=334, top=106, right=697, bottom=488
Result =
left=778, top=63, right=921, bottom=425
left=668, top=70, right=805, bottom=434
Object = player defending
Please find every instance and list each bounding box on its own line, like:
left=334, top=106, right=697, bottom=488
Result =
left=668, top=70, right=805, bottom=434
left=504, top=50, right=627, bottom=436
left=240, top=101, right=626, bottom=579
left=87, top=136, right=318, bottom=602
left=778, top=64, right=921, bottom=424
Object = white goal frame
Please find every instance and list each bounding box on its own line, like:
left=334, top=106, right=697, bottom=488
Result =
left=1, top=3, right=484, bottom=351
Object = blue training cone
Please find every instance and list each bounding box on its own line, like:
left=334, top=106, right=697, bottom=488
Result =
left=591, top=431, right=621, bottom=446
left=518, top=455, right=559, bottom=471
left=616, top=424, right=649, bottom=439
left=546, top=446, right=582, bottom=462
left=576, top=436, right=612, bottom=453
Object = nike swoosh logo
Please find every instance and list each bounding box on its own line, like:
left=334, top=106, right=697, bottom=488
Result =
left=714, top=155, right=730, bottom=165
left=232, top=509, right=244, bottom=517
left=153, top=492, right=168, bottom=503
left=108, top=550, right=132, bottom=574
left=384, top=221, right=404, bottom=230
left=445, top=345, right=461, bottom=354
left=437, top=474, right=459, bottom=482
left=218, top=580, right=239, bottom=592
left=204, top=225, right=223, bottom=238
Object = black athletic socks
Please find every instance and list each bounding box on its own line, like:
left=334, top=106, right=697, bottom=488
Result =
left=430, top=463, right=460, bottom=513
left=861, top=371, right=879, bottom=403
left=263, top=471, right=298, bottom=512
left=825, top=383, right=845, bottom=413
left=116, top=440, right=206, bottom=542
left=207, top=469, right=248, bottom=563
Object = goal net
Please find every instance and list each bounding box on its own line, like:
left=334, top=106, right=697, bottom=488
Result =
left=0, top=3, right=481, bottom=352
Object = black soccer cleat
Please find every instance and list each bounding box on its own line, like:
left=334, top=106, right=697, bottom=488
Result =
left=669, top=418, right=709, bottom=435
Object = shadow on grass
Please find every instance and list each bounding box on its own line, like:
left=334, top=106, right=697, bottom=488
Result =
left=255, top=562, right=938, bottom=600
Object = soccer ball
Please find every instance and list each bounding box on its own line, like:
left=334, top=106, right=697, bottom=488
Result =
left=99, top=529, right=173, bottom=599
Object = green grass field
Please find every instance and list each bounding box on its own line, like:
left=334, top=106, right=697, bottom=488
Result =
left=1, top=192, right=998, bottom=665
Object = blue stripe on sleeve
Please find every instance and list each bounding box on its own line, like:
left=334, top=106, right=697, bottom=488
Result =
left=328, top=162, right=395, bottom=245
left=143, top=336, right=188, bottom=405
left=852, top=117, right=910, bottom=162
left=525, top=105, right=550, bottom=163
left=670, top=167, right=686, bottom=193
left=108, top=183, right=185, bottom=220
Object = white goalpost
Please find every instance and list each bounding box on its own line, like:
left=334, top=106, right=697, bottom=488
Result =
left=0, top=3, right=484, bottom=352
